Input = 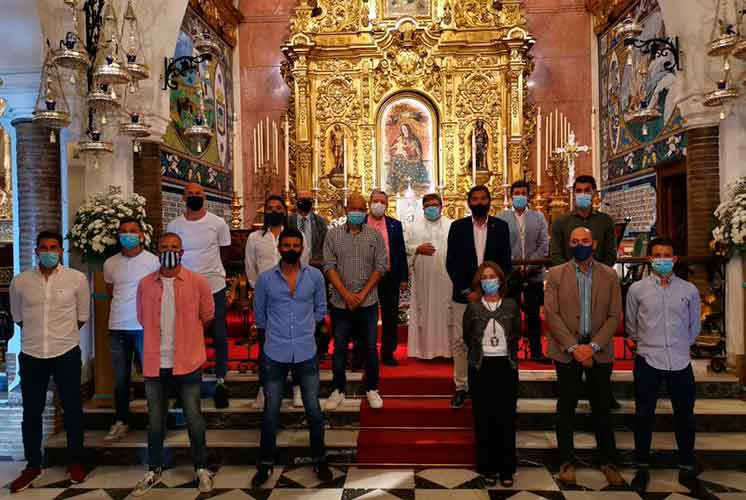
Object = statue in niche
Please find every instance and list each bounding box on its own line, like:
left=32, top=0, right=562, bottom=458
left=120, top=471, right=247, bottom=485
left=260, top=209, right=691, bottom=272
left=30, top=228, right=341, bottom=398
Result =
left=387, top=122, right=429, bottom=193
left=474, top=119, right=489, bottom=170
left=330, top=124, right=345, bottom=174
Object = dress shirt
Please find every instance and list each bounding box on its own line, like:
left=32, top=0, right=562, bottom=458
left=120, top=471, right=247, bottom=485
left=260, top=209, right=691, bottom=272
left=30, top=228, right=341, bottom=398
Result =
left=472, top=217, right=488, bottom=266
left=297, top=215, right=312, bottom=266
left=254, top=264, right=327, bottom=363
left=626, top=274, right=701, bottom=371
left=245, top=228, right=282, bottom=288
left=10, top=265, right=90, bottom=359
left=367, top=216, right=391, bottom=270
left=574, top=261, right=593, bottom=340
left=323, top=224, right=387, bottom=309
left=514, top=209, right=527, bottom=260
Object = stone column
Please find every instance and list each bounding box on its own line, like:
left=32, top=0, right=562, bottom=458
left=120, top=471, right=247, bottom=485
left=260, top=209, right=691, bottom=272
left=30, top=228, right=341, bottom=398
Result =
left=133, top=141, right=164, bottom=246
left=12, top=118, right=62, bottom=272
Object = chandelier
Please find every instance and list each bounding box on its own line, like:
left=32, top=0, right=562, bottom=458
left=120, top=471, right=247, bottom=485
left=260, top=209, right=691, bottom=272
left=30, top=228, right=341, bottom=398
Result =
left=32, top=47, right=72, bottom=143
left=704, top=0, right=746, bottom=120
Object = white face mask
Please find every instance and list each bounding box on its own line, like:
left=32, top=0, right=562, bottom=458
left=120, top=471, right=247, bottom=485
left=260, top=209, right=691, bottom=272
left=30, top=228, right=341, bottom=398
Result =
left=370, top=202, right=386, bottom=218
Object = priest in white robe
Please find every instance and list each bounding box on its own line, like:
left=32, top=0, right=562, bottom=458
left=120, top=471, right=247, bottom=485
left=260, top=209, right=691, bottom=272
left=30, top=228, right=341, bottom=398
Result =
left=405, top=193, right=455, bottom=359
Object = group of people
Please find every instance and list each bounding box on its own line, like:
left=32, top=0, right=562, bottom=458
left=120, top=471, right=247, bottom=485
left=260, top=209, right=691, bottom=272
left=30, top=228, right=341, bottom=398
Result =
left=5, top=174, right=715, bottom=499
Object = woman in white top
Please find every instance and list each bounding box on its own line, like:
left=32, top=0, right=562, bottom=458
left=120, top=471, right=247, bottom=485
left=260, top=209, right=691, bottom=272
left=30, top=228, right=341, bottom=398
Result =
left=462, top=261, right=521, bottom=487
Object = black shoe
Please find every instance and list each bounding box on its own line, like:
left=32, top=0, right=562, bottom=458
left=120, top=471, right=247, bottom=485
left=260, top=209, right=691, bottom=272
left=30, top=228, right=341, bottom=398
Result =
left=251, top=465, right=273, bottom=488
left=679, top=470, right=718, bottom=500
left=479, top=472, right=497, bottom=486
left=381, top=357, right=399, bottom=367
left=314, top=462, right=333, bottom=483
left=214, top=383, right=230, bottom=409
left=631, top=468, right=650, bottom=493
left=610, top=396, right=621, bottom=410
left=450, top=390, right=468, bottom=409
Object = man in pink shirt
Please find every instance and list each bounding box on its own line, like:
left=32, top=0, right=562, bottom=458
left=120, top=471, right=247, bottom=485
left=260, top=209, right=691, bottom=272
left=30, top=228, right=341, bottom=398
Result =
left=133, top=233, right=215, bottom=497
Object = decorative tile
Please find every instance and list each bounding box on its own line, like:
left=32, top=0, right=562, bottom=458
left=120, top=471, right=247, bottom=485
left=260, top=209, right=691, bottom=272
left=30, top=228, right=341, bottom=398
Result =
left=490, top=468, right=560, bottom=492
left=160, top=466, right=199, bottom=488
left=415, top=490, right=489, bottom=499
left=344, top=469, right=414, bottom=490
left=561, top=492, right=641, bottom=500
left=267, top=490, right=343, bottom=500
left=0, top=488, right=66, bottom=500
left=54, top=490, right=114, bottom=499
left=69, top=467, right=146, bottom=489
left=214, top=466, right=283, bottom=490
left=129, top=488, right=201, bottom=500
left=209, top=490, right=263, bottom=500
left=699, top=471, right=746, bottom=492
left=352, top=490, right=409, bottom=499
left=279, top=466, right=346, bottom=489
left=619, top=470, right=689, bottom=493
left=416, top=469, right=480, bottom=489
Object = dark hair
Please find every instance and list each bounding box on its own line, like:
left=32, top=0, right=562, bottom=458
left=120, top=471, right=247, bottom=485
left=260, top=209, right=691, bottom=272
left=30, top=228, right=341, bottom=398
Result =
left=467, top=184, right=491, bottom=202
left=422, top=193, right=442, bottom=206
left=278, top=227, right=305, bottom=246
left=648, top=236, right=676, bottom=256
left=471, top=261, right=508, bottom=299
left=263, top=195, right=288, bottom=232
left=37, top=231, right=63, bottom=248
left=511, top=180, right=531, bottom=196
left=573, top=175, right=597, bottom=191
left=118, top=217, right=142, bottom=230
left=159, top=232, right=183, bottom=247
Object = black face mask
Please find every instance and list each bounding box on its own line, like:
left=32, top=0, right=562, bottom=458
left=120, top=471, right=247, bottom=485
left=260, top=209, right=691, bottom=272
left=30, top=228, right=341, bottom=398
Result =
left=296, top=199, right=313, bottom=213
left=280, top=249, right=302, bottom=264
left=265, top=211, right=285, bottom=227
left=469, top=203, right=490, bottom=218
left=186, top=196, right=204, bottom=211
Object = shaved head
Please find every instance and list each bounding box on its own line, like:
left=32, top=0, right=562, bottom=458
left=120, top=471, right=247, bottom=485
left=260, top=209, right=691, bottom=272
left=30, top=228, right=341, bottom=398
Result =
left=570, top=226, right=593, bottom=241
left=184, top=183, right=205, bottom=198
left=296, top=190, right=313, bottom=200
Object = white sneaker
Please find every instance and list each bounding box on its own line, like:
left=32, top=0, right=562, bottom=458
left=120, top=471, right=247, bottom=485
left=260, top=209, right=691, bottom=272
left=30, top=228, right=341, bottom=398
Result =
left=131, top=469, right=162, bottom=497
left=104, top=421, right=129, bottom=442
left=252, top=387, right=265, bottom=410
left=292, top=385, right=304, bottom=408
left=324, top=390, right=345, bottom=411
left=196, top=468, right=214, bottom=493
left=366, top=390, right=383, bottom=409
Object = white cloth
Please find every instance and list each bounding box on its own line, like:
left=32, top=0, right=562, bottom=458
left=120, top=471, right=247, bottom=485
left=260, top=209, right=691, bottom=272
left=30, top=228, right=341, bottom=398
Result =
left=244, top=228, right=282, bottom=288
left=514, top=209, right=527, bottom=260
left=481, top=298, right=508, bottom=357
left=9, top=265, right=90, bottom=359
left=159, top=277, right=176, bottom=369
left=166, top=212, right=231, bottom=293
left=297, top=216, right=312, bottom=266
left=103, top=250, right=160, bottom=330
left=404, top=216, right=456, bottom=359
left=472, top=217, right=488, bottom=266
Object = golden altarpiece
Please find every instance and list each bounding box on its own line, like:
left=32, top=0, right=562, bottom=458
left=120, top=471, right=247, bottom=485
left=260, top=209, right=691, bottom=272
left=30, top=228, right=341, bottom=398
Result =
left=280, top=0, right=537, bottom=219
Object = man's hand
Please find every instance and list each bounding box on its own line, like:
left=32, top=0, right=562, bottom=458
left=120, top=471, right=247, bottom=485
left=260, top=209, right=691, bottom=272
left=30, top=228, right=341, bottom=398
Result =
left=581, top=357, right=594, bottom=368
left=343, top=290, right=362, bottom=310
left=400, top=282, right=409, bottom=291
left=572, top=344, right=594, bottom=363
left=416, top=243, right=436, bottom=256
left=466, top=291, right=481, bottom=303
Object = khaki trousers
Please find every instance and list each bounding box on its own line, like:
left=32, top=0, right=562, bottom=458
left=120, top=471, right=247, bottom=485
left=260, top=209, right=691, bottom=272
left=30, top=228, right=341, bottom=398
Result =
left=451, top=301, right=469, bottom=392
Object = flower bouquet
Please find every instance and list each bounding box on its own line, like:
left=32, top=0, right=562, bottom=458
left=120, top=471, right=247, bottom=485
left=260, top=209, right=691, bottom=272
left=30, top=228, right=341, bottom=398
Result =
left=712, top=176, right=746, bottom=257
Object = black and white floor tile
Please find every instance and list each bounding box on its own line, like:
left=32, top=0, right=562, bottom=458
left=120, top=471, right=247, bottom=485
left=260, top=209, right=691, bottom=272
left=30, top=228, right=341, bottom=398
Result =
left=2, top=464, right=746, bottom=500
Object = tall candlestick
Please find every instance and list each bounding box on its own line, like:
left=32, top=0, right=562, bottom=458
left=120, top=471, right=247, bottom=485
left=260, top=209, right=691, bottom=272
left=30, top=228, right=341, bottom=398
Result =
left=545, top=115, right=549, bottom=176
left=259, top=121, right=264, bottom=166
left=503, top=133, right=509, bottom=182
left=313, top=134, right=319, bottom=189
left=284, top=116, right=290, bottom=193
left=536, top=107, right=542, bottom=186
left=266, top=116, right=270, bottom=164
left=554, top=110, right=558, bottom=152
left=343, top=135, right=348, bottom=187
left=471, top=127, right=477, bottom=185
left=273, top=121, right=279, bottom=174
left=254, top=127, right=258, bottom=173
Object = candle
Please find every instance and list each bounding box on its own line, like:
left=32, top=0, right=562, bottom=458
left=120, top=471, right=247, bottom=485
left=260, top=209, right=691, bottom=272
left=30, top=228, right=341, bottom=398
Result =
left=503, top=133, right=509, bottom=181
left=554, top=110, right=558, bottom=152
left=471, top=127, right=477, bottom=185
left=284, top=116, right=290, bottom=193
left=343, top=134, right=348, bottom=187
left=313, top=134, right=319, bottom=188
left=254, top=127, right=258, bottom=173
left=266, top=116, right=270, bottom=164
left=536, top=107, right=542, bottom=186
left=545, top=115, right=549, bottom=175
left=273, top=121, right=279, bottom=174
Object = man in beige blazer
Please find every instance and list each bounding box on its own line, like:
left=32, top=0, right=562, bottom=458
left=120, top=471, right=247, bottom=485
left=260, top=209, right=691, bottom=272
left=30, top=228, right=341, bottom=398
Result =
left=545, top=226, right=623, bottom=487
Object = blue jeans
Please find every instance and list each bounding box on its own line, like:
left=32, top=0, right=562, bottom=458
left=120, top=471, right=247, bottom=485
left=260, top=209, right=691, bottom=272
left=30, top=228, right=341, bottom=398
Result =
left=210, top=288, right=228, bottom=378
left=259, top=353, right=325, bottom=465
left=144, top=369, right=206, bottom=470
left=331, top=304, right=379, bottom=392
left=109, top=329, right=144, bottom=424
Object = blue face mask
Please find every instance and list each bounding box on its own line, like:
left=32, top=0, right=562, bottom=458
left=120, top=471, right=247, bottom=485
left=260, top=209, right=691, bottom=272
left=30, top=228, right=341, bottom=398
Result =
left=575, top=193, right=593, bottom=210
left=38, top=251, right=60, bottom=269
left=347, top=211, right=366, bottom=226
left=512, top=195, right=528, bottom=210
left=119, top=233, right=141, bottom=250
left=571, top=243, right=594, bottom=262
left=651, top=258, right=674, bottom=276
left=424, top=206, right=441, bottom=221
left=481, top=278, right=500, bottom=296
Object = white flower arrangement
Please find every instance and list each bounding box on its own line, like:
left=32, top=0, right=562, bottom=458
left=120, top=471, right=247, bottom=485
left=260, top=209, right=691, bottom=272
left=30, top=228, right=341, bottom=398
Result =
left=713, top=176, right=746, bottom=256
left=68, top=191, right=153, bottom=261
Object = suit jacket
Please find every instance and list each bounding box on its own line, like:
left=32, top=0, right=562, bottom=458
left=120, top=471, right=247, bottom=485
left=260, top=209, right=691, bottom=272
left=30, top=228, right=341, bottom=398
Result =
left=288, top=212, right=329, bottom=265
left=445, top=216, right=512, bottom=303
left=364, top=215, right=408, bottom=284
left=497, top=208, right=549, bottom=283
left=544, top=259, right=622, bottom=364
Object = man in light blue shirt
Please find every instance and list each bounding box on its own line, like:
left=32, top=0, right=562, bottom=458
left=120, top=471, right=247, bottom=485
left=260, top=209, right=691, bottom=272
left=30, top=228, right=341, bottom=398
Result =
left=626, top=237, right=714, bottom=499
left=251, top=228, right=331, bottom=487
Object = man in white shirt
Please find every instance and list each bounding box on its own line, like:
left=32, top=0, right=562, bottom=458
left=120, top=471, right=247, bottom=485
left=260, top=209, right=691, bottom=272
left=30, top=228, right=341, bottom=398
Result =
left=166, top=183, right=232, bottom=408
left=8, top=231, right=90, bottom=492
left=103, top=218, right=160, bottom=441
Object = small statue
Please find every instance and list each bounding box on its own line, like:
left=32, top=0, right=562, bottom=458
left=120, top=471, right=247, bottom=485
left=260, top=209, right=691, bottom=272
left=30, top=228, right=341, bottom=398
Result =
left=474, top=119, right=489, bottom=170
left=331, top=124, right=345, bottom=173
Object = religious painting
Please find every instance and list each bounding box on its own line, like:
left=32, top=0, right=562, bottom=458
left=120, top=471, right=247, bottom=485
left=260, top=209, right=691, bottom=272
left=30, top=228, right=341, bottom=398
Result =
left=381, top=0, right=431, bottom=19
left=377, top=93, right=438, bottom=196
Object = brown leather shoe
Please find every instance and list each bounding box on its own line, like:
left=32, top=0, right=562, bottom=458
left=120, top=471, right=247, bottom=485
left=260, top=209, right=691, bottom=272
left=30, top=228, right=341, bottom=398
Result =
left=558, top=462, right=576, bottom=485
left=600, top=464, right=625, bottom=487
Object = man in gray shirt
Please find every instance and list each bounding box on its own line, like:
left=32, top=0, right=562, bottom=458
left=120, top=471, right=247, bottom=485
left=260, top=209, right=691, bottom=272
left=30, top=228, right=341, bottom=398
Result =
left=323, top=192, right=387, bottom=411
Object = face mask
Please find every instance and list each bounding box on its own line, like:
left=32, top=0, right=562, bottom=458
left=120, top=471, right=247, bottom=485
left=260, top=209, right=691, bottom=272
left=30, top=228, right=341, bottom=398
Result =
left=119, top=233, right=140, bottom=250
left=512, top=195, right=528, bottom=210
left=347, top=211, right=366, bottom=226
left=424, top=206, right=441, bottom=221
left=296, top=199, right=313, bottom=213
left=370, top=202, right=386, bottom=218
left=160, top=250, right=181, bottom=269
left=481, top=278, right=500, bottom=296
left=186, top=195, right=204, bottom=211
left=265, top=211, right=285, bottom=227
left=651, top=258, right=674, bottom=276
left=38, top=251, right=60, bottom=269
left=469, top=203, right=490, bottom=218
left=280, top=249, right=301, bottom=264
left=571, top=243, right=594, bottom=262
left=575, top=193, right=593, bottom=210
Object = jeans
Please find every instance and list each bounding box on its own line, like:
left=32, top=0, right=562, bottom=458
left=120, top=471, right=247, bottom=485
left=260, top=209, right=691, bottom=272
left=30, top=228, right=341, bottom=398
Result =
left=508, top=277, right=544, bottom=358
left=19, top=346, right=84, bottom=468
left=634, top=356, right=696, bottom=467
left=259, top=353, right=325, bottom=465
left=555, top=359, right=617, bottom=465
left=211, top=288, right=228, bottom=378
left=331, top=304, right=379, bottom=392
left=109, top=329, right=144, bottom=424
left=144, top=369, right=206, bottom=470
left=377, top=273, right=400, bottom=360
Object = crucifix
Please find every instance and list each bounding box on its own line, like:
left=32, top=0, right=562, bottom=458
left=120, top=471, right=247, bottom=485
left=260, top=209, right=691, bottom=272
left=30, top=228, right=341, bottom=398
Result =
left=555, top=131, right=591, bottom=189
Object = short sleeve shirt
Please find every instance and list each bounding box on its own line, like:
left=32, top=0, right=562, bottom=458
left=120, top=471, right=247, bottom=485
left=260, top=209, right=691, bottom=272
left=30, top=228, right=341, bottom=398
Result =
left=103, top=250, right=160, bottom=330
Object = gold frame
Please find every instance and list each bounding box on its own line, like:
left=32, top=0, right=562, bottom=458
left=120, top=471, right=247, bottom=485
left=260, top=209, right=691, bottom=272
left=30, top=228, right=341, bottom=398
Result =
left=377, top=0, right=437, bottom=20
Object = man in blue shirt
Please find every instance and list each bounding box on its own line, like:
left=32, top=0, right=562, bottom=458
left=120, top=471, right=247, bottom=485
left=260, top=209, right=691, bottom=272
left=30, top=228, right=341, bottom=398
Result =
left=251, top=228, right=331, bottom=487
left=626, top=237, right=715, bottom=499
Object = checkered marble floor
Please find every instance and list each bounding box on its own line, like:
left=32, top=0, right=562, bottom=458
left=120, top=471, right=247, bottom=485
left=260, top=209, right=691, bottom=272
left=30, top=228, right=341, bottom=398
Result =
left=2, top=463, right=746, bottom=500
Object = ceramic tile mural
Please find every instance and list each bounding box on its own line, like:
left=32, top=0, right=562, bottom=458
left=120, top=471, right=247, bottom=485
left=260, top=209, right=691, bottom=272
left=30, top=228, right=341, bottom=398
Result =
left=600, top=173, right=657, bottom=235
left=161, top=149, right=232, bottom=193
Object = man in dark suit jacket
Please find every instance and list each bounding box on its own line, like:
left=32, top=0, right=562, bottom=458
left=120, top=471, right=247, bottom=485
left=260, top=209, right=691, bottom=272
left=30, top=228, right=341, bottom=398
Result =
left=446, top=185, right=512, bottom=408
left=366, top=190, right=408, bottom=366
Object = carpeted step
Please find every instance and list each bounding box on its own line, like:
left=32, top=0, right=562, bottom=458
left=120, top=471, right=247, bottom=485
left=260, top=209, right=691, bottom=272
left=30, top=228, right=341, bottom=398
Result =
left=357, top=429, right=474, bottom=465
left=360, top=398, right=472, bottom=428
